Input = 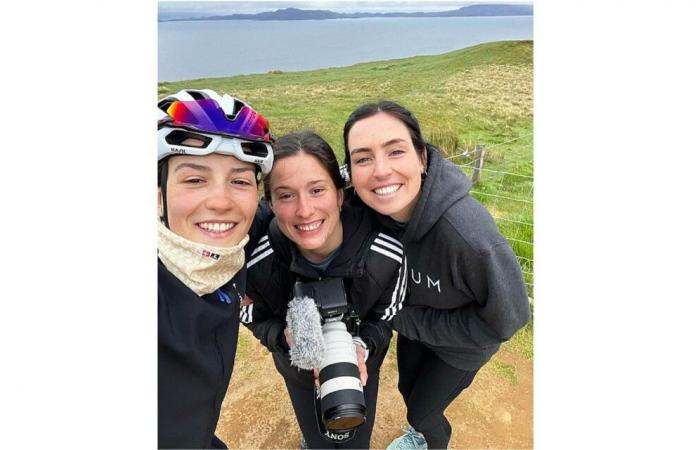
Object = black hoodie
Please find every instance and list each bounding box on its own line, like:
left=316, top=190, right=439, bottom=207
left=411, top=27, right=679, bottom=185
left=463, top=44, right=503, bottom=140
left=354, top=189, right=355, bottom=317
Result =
left=383, top=145, right=531, bottom=370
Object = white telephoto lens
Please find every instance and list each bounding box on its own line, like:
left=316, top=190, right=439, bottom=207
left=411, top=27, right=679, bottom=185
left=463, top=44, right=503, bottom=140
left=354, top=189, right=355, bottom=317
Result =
left=320, top=322, right=358, bottom=368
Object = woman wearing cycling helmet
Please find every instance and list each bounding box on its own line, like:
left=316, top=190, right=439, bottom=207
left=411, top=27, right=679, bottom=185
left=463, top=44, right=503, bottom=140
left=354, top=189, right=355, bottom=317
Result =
left=242, top=131, right=406, bottom=449
left=157, top=89, right=274, bottom=449
left=343, top=101, right=531, bottom=449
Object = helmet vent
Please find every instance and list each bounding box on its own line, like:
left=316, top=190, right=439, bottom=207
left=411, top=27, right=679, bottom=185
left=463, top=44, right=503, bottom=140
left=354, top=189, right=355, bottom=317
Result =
left=240, top=141, right=271, bottom=158
left=187, top=90, right=207, bottom=101
left=232, top=99, right=246, bottom=117
left=165, top=129, right=212, bottom=148
left=157, top=99, right=174, bottom=113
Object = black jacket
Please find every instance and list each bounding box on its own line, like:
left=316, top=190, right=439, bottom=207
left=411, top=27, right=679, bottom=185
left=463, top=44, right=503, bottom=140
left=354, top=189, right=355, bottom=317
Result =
left=158, top=203, right=273, bottom=449
left=243, top=204, right=406, bottom=388
left=381, top=145, right=531, bottom=371
left=158, top=261, right=244, bottom=449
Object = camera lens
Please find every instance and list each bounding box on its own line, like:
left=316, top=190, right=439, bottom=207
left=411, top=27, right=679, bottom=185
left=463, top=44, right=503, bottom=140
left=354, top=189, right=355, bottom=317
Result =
left=324, top=404, right=366, bottom=430
left=318, top=321, right=366, bottom=431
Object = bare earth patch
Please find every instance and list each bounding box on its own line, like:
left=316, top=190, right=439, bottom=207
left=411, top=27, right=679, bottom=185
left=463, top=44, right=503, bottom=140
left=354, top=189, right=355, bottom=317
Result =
left=216, top=328, right=532, bottom=449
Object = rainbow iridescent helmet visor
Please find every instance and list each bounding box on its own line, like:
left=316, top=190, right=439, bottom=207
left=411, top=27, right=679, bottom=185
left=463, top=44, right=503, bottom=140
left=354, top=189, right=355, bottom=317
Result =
left=164, top=98, right=272, bottom=142
left=158, top=98, right=274, bottom=174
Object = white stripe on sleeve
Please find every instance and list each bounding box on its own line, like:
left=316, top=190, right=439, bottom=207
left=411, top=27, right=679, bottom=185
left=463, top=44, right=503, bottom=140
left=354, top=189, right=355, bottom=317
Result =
left=370, top=245, right=402, bottom=264
left=381, top=255, right=408, bottom=320
left=239, top=304, right=253, bottom=324
left=374, top=238, right=403, bottom=256
left=398, top=255, right=408, bottom=311
left=247, top=247, right=274, bottom=268
left=251, top=240, right=271, bottom=256
left=378, top=233, right=402, bottom=247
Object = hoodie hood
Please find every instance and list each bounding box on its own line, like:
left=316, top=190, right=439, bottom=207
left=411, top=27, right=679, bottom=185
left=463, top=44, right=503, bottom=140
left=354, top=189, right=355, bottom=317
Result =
left=402, top=145, right=472, bottom=242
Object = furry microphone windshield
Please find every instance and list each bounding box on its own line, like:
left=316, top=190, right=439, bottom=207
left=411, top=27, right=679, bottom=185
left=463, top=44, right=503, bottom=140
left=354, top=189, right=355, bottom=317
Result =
left=286, top=296, right=325, bottom=370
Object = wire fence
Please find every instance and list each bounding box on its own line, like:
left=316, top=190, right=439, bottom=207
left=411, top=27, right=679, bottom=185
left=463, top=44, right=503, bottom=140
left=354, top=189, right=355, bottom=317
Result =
left=450, top=139, right=534, bottom=294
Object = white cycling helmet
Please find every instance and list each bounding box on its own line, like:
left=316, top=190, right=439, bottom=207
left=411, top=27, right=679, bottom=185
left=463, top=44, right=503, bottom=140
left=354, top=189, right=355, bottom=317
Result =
left=158, top=89, right=274, bottom=175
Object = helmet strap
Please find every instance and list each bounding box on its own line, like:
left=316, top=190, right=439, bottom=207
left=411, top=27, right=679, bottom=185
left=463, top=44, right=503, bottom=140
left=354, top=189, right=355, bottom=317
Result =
left=159, top=159, right=170, bottom=228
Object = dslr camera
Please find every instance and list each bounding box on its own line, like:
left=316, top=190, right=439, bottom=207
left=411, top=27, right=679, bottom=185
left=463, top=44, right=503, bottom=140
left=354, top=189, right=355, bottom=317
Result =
left=293, top=278, right=366, bottom=433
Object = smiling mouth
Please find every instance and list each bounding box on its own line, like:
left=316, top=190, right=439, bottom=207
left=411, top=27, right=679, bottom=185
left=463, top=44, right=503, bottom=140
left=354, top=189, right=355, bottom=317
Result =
left=373, top=184, right=402, bottom=196
left=295, top=220, right=323, bottom=232
left=197, top=222, right=235, bottom=233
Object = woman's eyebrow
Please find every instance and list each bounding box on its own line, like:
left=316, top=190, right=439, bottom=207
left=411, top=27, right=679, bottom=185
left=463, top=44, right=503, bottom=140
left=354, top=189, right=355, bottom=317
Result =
left=349, top=147, right=371, bottom=156
left=173, top=162, right=210, bottom=173
left=275, top=179, right=326, bottom=191
left=174, top=163, right=255, bottom=174
left=350, top=138, right=408, bottom=155
left=381, top=138, right=407, bottom=148
left=230, top=167, right=256, bottom=175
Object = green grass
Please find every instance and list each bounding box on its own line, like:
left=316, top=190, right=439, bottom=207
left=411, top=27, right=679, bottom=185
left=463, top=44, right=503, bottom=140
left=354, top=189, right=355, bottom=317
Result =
left=158, top=40, right=532, bottom=155
left=236, top=328, right=253, bottom=360
left=502, top=306, right=534, bottom=360
left=490, top=359, right=519, bottom=385
left=160, top=39, right=534, bottom=349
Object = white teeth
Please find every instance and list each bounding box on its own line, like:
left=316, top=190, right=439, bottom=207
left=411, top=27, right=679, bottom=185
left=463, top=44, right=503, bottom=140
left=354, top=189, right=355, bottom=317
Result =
left=199, top=222, right=234, bottom=233
left=373, top=184, right=401, bottom=196
left=296, top=221, right=322, bottom=232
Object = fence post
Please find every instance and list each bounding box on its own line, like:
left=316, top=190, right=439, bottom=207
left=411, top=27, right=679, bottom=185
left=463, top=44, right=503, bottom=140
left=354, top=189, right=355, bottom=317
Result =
left=472, top=145, right=485, bottom=183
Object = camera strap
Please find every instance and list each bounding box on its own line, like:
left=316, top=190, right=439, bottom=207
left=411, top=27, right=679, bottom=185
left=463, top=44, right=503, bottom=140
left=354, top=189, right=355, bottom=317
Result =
left=313, top=386, right=357, bottom=443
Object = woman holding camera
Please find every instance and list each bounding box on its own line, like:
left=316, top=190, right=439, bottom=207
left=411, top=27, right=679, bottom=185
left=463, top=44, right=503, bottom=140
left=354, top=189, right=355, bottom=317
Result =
left=343, top=101, right=531, bottom=449
left=157, top=89, right=275, bottom=449
left=244, top=131, right=406, bottom=449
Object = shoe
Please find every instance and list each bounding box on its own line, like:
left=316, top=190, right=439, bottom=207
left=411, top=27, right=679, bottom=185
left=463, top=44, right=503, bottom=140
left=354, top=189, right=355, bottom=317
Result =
left=386, top=425, right=427, bottom=450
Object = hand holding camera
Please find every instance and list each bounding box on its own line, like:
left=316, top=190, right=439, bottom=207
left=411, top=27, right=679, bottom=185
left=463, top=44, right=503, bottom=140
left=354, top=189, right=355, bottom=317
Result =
left=283, top=327, right=294, bottom=349
left=286, top=278, right=367, bottom=434
left=354, top=343, right=368, bottom=386
left=312, top=341, right=367, bottom=389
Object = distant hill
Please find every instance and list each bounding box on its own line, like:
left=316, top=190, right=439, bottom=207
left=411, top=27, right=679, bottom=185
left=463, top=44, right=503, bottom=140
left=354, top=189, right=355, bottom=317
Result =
left=160, top=4, right=533, bottom=22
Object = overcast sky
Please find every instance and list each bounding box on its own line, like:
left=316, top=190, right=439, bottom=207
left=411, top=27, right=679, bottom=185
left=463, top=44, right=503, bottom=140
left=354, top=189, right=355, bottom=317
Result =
left=159, top=1, right=533, bottom=19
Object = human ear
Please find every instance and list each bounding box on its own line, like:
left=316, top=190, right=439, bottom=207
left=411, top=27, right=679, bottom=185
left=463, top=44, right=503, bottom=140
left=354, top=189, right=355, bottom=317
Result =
left=157, top=189, right=164, bottom=218
left=337, top=188, right=344, bottom=209
left=420, top=150, right=428, bottom=174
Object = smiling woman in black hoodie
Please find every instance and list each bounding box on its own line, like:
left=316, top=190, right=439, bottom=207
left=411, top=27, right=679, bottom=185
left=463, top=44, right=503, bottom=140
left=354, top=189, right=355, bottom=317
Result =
left=343, top=101, right=531, bottom=449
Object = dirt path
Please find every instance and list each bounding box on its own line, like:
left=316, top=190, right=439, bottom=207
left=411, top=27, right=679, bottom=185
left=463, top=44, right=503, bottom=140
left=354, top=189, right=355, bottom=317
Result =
left=216, top=328, right=532, bottom=449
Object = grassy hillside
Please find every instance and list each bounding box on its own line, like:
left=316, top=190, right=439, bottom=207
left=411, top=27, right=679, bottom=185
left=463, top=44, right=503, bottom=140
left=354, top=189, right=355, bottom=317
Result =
left=158, top=40, right=532, bottom=155
left=159, top=40, right=534, bottom=354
